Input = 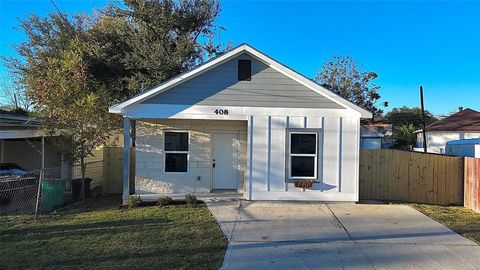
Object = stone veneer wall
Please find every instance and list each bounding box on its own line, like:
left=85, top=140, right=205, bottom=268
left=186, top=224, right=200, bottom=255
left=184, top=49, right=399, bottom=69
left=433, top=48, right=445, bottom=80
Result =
left=135, top=119, right=247, bottom=195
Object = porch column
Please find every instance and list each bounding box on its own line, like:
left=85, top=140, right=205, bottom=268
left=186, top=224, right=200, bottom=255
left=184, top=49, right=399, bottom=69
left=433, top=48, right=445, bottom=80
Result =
left=122, top=117, right=131, bottom=205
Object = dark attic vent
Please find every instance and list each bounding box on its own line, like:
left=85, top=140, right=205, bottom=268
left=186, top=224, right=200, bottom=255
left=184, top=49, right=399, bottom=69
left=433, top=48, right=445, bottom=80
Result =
left=238, top=59, right=252, bottom=81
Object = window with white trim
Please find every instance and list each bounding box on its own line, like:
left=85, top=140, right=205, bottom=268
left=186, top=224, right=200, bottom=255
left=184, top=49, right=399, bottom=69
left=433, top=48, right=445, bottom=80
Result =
left=164, top=132, right=188, bottom=172
left=289, top=132, right=317, bottom=179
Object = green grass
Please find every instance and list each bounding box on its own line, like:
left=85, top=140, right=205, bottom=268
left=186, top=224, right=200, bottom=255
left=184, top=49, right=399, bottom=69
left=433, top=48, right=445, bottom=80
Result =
left=411, top=204, right=480, bottom=245
left=0, top=196, right=227, bottom=270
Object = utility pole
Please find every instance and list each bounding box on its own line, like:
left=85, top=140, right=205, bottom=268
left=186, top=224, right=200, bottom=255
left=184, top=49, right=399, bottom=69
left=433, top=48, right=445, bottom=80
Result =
left=420, top=86, right=428, bottom=153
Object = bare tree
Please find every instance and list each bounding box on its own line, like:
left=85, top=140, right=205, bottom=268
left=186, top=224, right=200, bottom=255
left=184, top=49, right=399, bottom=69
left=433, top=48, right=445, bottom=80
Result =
left=0, top=74, right=32, bottom=112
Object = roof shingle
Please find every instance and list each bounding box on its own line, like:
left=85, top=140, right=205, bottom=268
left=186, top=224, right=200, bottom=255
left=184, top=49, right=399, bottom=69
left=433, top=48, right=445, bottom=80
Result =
left=425, top=108, right=480, bottom=132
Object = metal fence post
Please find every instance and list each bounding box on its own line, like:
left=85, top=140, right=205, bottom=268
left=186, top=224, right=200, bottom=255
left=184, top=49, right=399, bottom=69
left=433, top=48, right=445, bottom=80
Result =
left=34, top=136, right=45, bottom=219
left=34, top=169, right=43, bottom=219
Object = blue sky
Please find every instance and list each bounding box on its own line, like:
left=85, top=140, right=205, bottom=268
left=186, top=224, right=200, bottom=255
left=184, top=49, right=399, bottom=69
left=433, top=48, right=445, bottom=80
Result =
left=1, top=0, right=479, bottom=115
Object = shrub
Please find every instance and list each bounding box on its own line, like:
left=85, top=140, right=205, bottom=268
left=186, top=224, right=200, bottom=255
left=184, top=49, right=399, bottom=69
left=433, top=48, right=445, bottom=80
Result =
left=128, top=195, right=142, bottom=207
left=185, top=194, right=197, bottom=205
left=157, top=196, right=173, bottom=206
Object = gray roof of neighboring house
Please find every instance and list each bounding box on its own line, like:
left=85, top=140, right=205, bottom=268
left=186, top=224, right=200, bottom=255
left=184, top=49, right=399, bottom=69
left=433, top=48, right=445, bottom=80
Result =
left=0, top=109, right=41, bottom=130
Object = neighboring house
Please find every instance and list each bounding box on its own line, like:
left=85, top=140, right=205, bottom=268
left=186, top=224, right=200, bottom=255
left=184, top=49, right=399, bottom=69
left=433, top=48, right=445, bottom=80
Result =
left=0, top=110, right=68, bottom=178
left=109, top=44, right=371, bottom=203
left=360, top=129, right=383, bottom=149
left=360, top=118, right=394, bottom=149
left=415, top=108, right=480, bottom=154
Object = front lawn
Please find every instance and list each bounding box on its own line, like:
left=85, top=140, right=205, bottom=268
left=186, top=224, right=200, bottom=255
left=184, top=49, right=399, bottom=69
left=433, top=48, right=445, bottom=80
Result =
left=411, top=204, right=480, bottom=245
left=0, top=196, right=227, bottom=269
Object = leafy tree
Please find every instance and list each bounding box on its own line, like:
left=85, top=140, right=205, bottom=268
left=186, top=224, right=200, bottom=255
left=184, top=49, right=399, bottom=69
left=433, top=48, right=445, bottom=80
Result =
left=385, top=106, right=437, bottom=131
left=3, top=0, right=226, bottom=199
left=14, top=14, right=117, bottom=199
left=393, top=124, right=417, bottom=150
left=315, top=55, right=382, bottom=115
left=0, top=75, right=33, bottom=112
left=95, top=0, right=227, bottom=97
left=5, top=0, right=226, bottom=102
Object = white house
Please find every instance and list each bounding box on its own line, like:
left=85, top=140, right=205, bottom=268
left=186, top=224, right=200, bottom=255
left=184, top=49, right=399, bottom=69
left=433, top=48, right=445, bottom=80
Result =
left=415, top=108, right=480, bottom=154
left=360, top=129, right=383, bottom=149
left=109, top=44, right=371, bottom=204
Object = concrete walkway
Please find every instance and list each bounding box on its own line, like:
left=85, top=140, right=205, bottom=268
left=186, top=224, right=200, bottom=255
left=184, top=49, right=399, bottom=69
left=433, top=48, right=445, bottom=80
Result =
left=206, top=200, right=480, bottom=270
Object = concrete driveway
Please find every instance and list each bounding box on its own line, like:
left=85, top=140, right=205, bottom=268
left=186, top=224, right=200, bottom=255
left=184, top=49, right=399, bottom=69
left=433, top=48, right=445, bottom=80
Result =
left=206, top=200, right=480, bottom=269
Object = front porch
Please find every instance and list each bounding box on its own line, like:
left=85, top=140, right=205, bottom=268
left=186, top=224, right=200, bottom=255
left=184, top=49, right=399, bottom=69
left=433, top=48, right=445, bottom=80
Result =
left=138, top=191, right=244, bottom=202
left=122, top=118, right=248, bottom=204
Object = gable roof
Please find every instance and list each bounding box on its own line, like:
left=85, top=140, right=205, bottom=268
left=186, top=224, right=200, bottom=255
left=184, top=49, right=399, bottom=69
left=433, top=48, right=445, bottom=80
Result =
left=424, top=108, right=480, bottom=132
left=109, top=43, right=372, bottom=118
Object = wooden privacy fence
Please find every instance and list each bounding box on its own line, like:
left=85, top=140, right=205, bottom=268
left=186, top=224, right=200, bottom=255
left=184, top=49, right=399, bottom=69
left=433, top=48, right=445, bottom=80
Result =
left=73, top=148, right=104, bottom=189
left=102, top=147, right=135, bottom=194
left=359, top=149, right=464, bottom=206
left=464, top=157, right=480, bottom=213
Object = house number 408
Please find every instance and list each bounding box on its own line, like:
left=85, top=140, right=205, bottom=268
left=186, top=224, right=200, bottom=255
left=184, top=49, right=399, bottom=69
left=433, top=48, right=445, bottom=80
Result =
left=214, top=109, right=229, bottom=115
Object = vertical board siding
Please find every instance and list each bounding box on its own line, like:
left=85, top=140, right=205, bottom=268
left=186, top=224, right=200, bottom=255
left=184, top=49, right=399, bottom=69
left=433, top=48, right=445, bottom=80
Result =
left=464, top=157, right=480, bottom=213
left=266, top=116, right=272, bottom=191
left=287, top=116, right=304, bottom=128
left=359, top=149, right=464, bottom=206
left=306, top=116, right=323, bottom=184
left=338, top=118, right=343, bottom=192
left=270, top=116, right=287, bottom=192
left=247, top=115, right=254, bottom=199
left=341, top=118, right=358, bottom=194
left=323, top=117, right=340, bottom=191
left=247, top=114, right=358, bottom=199
left=251, top=115, right=268, bottom=192
left=285, top=116, right=304, bottom=192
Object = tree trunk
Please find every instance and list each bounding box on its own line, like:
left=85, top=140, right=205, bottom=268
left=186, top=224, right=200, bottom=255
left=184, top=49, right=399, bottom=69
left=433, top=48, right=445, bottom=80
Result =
left=80, top=156, right=86, bottom=201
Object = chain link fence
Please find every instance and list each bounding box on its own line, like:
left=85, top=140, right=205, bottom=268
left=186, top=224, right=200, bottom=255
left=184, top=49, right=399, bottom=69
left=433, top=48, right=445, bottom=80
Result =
left=0, top=164, right=96, bottom=217
left=0, top=167, right=67, bottom=216
left=0, top=170, right=40, bottom=215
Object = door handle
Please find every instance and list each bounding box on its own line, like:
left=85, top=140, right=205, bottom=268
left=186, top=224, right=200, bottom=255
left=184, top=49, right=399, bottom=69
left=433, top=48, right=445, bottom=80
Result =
left=212, top=159, right=215, bottom=168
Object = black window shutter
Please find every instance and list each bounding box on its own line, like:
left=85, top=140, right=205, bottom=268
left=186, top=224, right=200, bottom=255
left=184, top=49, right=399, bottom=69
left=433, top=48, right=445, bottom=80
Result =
left=238, top=60, right=251, bottom=81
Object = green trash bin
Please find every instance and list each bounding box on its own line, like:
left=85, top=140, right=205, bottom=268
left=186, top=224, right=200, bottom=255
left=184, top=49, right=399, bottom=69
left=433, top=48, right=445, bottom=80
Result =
left=41, top=180, right=65, bottom=213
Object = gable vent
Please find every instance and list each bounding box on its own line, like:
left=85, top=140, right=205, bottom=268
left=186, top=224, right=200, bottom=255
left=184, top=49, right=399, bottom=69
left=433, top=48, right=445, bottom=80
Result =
left=238, top=59, right=252, bottom=81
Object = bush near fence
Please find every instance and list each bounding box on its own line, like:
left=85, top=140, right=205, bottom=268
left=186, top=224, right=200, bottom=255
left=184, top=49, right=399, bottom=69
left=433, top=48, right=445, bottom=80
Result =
left=359, top=149, right=464, bottom=206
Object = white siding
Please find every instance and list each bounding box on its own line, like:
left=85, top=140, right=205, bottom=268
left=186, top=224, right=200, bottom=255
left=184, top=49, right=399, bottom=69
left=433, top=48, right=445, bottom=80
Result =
left=135, top=119, right=247, bottom=195
left=322, top=117, right=341, bottom=191
left=251, top=116, right=268, bottom=192
left=340, top=118, right=359, bottom=194
left=247, top=114, right=359, bottom=201
left=134, top=113, right=360, bottom=201
left=416, top=131, right=480, bottom=154
left=269, top=116, right=287, bottom=192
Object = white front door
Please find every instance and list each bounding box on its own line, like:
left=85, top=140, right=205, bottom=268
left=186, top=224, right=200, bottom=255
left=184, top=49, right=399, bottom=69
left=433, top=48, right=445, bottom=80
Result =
left=212, top=133, right=238, bottom=189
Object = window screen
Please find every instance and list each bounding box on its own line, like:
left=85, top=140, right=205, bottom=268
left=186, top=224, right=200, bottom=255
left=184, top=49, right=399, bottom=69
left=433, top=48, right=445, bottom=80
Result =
left=238, top=60, right=252, bottom=81
left=289, top=132, right=317, bottom=178
left=164, top=132, right=188, bottom=172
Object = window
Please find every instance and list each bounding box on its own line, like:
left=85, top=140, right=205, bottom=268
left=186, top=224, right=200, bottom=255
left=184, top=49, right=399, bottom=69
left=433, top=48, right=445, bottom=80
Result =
left=289, top=132, right=317, bottom=179
left=164, top=132, right=188, bottom=172
left=238, top=60, right=251, bottom=81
